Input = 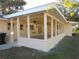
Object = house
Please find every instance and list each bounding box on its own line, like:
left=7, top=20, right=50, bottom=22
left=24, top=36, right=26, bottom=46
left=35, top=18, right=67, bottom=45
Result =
left=68, top=21, right=78, bottom=30
left=0, top=3, right=72, bottom=52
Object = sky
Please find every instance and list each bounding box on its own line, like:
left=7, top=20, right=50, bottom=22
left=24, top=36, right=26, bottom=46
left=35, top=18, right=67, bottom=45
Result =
left=23, top=0, right=59, bottom=10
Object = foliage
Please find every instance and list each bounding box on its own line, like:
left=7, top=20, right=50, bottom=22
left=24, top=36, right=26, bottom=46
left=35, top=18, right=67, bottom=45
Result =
left=60, top=0, right=79, bottom=22
left=70, top=12, right=74, bottom=17
left=64, top=0, right=78, bottom=9
left=75, top=27, right=79, bottom=32
left=0, top=0, right=26, bottom=15
left=64, top=0, right=73, bottom=9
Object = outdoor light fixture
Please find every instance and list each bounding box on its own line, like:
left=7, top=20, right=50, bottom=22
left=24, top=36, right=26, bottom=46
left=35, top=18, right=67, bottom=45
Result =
left=76, top=24, right=78, bottom=27
left=10, top=32, right=14, bottom=35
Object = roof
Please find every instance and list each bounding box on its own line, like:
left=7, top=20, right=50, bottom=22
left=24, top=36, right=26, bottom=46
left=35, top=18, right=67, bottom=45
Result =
left=3, top=2, right=67, bottom=22
left=68, top=21, right=78, bottom=25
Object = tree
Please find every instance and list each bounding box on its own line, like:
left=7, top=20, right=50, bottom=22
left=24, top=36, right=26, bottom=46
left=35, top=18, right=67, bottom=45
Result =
left=59, top=0, right=79, bottom=22
left=0, top=0, right=26, bottom=15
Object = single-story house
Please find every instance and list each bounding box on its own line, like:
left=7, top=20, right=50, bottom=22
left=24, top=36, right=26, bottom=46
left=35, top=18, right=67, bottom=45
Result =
left=0, top=3, right=72, bottom=52
left=68, top=21, right=78, bottom=30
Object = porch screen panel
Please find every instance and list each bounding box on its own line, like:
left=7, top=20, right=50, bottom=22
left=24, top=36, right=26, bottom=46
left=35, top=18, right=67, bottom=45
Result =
left=20, top=16, right=28, bottom=38
left=47, top=16, right=51, bottom=39
left=53, top=19, right=55, bottom=36
left=30, top=13, right=44, bottom=39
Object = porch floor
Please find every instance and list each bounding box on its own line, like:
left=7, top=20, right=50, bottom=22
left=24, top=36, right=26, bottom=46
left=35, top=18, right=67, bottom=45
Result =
left=0, top=42, right=17, bottom=50
left=31, top=34, right=51, bottom=39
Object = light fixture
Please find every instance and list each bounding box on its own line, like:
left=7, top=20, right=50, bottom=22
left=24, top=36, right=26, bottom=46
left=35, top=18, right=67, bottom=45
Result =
left=10, top=32, right=14, bottom=35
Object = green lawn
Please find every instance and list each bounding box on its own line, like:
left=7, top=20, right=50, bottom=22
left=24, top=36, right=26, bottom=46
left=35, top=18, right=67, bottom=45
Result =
left=42, top=36, right=79, bottom=59
left=0, top=35, right=79, bottom=59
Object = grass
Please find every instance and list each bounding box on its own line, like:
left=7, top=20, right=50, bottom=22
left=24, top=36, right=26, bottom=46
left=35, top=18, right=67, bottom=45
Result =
left=42, top=36, right=79, bottom=59
left=0, top=35, right=79, bottom=59
left=73, top=28, right=79, bottom=35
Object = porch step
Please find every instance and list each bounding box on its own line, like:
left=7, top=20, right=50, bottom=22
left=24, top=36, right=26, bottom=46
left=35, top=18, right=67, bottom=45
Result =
left=0, top=42, right=17, bottom=50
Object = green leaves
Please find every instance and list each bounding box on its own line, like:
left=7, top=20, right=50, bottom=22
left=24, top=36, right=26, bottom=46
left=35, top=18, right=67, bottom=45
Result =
left=63, top=0, right=79, bottom=18
left=0, top=0, right=26, bottom=15
left=70, top=12, right=74, bottom=17
left=72, top=2, right=78, bottom=8
left=0, top=0, right=26, bottom=7
left=64, top=0, right=73, bottom=8
left=64, top=0, right=78, bottom=9
left=60, top=0, right=79, bottom=21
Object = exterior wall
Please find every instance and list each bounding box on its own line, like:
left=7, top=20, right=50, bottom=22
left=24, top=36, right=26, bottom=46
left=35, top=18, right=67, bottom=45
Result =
left=0, top=20, right=7, bottom=33
left=20, top=19, right=27, bottom=37
left=64, top=23, right=72, bottom=36
left=7, top=19, right=17, bottom=40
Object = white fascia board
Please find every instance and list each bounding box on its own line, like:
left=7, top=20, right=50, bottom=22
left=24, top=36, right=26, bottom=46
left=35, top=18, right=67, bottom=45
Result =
left=68, top=21, right=78, bottom=24
left=0, top=18, right=8, bottom=20
left=53, top=5, right=67, bottom=22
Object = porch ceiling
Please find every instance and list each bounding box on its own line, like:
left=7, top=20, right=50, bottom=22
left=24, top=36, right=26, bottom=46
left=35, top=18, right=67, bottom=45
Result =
left=19, top=12, right=44, bottom=24
left=47, top=8, right=66, bottom=23
left=12, top=9, right=66, bottom=23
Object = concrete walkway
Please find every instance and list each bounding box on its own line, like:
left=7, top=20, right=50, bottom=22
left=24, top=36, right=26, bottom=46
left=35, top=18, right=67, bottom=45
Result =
left=0, top=42, right=17, bottom=50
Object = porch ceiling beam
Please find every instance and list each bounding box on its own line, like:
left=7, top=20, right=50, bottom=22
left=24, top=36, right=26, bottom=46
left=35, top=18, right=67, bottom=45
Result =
left=18, top=15, right=43, bottom=21
left=30, top=16, right=43, bottom=19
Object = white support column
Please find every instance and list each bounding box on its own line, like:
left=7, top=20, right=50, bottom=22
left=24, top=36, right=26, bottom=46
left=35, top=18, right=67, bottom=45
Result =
left=17, top=17, right=20, bottom=39
left=55, top=20, right=57, bottom=36
left=10, top=19, right=14, bottom=43
left=44, top=13, right=47, bottom=40
left=27, top=15, right=30, bottom=39
left=51, top=19, right=53, bottom=39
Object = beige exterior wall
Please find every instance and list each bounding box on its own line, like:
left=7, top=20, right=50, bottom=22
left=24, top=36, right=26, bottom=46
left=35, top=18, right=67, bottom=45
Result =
left=64, top=23, right=72, bottom=36
left=0, top=20, right=7, bottom=33
left=19, top=19, right=27, bottom=37
left=7, top=19, right=17, bottom=40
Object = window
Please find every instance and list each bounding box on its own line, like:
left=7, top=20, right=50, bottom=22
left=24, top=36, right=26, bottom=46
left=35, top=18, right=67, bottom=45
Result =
left=7, top=23, right=11, bottom=30
left=33, top=21, right=36, bottom=24
left=20, top=24, right=23, bottom=30
left=30, top=25, right=34, bottom=30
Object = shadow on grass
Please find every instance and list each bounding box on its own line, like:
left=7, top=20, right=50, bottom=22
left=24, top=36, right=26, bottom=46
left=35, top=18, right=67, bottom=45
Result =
left=0, top=35, right=79, bottom=59
left=42, top=35, right=79, bottom=59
